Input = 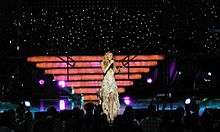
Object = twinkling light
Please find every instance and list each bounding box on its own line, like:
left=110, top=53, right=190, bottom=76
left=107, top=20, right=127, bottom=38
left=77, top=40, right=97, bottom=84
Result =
left=8, top=7, right=162, bottom=54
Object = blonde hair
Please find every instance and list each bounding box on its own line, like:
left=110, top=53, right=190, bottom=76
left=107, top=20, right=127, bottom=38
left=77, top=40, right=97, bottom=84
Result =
left=102, top=52, right=112, bottom=69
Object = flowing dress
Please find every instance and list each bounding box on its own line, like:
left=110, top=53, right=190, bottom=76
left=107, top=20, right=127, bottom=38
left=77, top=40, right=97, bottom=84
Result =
left=99, top=63, right=120, bottom=122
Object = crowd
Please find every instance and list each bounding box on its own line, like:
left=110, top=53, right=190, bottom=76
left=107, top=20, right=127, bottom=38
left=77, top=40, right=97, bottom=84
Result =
left=0, top=102, right=219, bottom=132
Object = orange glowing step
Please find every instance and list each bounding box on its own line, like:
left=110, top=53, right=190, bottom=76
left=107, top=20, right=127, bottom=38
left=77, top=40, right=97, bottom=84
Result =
left=45, top=68, right=150, bottom=74
left=36, top=61, right=158, bottom=68
left=83, top=95, right=98, bottom=101
left=73, top=87, right=125, bottom=94
left=27, top=55, right=164, bottom=62
left=65, top=80, right=133, bottom=87
left=54, top=74, right=142, bottom=81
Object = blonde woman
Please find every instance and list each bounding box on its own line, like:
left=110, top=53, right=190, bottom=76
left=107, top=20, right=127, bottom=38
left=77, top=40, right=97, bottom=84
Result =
left=99, top=51, right=120, bottom=123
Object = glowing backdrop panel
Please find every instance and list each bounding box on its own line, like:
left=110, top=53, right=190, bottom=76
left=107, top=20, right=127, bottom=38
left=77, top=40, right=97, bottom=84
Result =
left=27, top=55, right=164, bottom=101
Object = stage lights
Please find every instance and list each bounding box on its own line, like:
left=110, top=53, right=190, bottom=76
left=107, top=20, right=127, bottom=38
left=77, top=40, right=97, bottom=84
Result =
left=59, top=100, right=65, bottom=110
left=58, top=80, right=66, bottom=88
left=147, top=78, right=153, bottom=84
left=185, top=98, right=191, bottom=105
left=38, top=79, right=45, bottom=85
left=24, top=101, right=31, bottom=107
left=123, top=96, right=131, bottom=105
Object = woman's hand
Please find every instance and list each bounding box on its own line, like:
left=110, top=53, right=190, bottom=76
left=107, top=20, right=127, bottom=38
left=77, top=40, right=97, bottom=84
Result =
left=110, top=60, right=114, bottom=64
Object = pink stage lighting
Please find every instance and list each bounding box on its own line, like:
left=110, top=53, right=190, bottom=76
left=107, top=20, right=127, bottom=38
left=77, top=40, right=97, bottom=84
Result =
left=58, top=80, right=66, bottom=88
left=124, top=96, right=131, bottom=105
left=38, top=79, right=45, bottom=85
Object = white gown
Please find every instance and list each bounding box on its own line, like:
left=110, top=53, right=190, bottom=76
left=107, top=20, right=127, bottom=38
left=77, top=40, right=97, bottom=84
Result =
left=100, top=64, right=120, bottom=122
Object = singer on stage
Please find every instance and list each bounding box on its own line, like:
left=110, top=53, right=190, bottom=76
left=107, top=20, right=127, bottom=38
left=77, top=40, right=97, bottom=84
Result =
left=99, top=51, right=120, bottom=123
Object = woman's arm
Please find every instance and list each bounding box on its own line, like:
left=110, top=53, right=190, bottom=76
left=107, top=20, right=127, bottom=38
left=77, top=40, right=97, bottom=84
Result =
left=103, top=60, right=114, bottom=73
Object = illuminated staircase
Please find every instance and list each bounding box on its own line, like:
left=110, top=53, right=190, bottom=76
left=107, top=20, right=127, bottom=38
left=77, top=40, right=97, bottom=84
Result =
left=27, top=55, right=164, bottom=101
